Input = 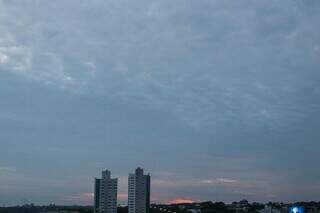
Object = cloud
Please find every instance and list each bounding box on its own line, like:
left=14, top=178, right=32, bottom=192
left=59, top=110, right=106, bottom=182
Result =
left=0, top=166, right=16, bottom=173
left=0, top=0, right=319, bottom=130
left=232, top=191, right=256, bottom=196
left=84, top=61, right=97, bottom=72
left=0, top=166, right=18, bottom=183
left=202, top=178, right=238, bottom=184
left=0, top=52, right=9, bottom=64
left=0, top=46, right=31, bottom=71
left=0, top=0, right=320, bottom=205
left=216, top=178, right=238, bottom=184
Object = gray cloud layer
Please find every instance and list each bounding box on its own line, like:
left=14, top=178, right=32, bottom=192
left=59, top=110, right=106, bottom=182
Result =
left=0, top=0, right=320, bottom=205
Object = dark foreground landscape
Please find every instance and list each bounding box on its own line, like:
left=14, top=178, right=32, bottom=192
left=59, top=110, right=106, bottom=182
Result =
left=1, top=200, right=320, bottom=213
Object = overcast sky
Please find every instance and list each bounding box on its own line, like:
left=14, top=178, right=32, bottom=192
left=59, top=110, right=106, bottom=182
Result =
left=0, top=0, right=320, bottom=206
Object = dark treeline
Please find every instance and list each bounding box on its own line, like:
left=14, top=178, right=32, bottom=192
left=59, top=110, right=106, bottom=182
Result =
left=1, top=201, right=320, bottom=213
left=0, top=204, right=93, bottom=213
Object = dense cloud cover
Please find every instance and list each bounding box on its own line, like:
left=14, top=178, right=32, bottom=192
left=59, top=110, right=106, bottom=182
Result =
left=0, top=0, right=320, bottom=205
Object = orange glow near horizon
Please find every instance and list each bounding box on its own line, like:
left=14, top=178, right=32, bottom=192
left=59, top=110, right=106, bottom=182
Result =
left=118, top=193, right=128, bottom=200
left=166, top=198, right=195, bottom=204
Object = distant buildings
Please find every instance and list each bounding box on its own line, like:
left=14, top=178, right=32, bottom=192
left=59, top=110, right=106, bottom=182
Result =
left=128, top=167, right=151, bottom=213
left=94, top=168, right=150, bottom=213
left=94, top=170, right=118, bottom=213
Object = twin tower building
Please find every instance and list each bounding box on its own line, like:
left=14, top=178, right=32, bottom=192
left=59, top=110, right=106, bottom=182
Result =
left=94, top=168, right=151, bottom=213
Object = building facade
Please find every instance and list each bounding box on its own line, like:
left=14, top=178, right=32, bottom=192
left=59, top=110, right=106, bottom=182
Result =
left=94, top=178, right=101, bottom=212
left=94, top=170, right=118, bottom=213
left=128, top=168, right=150, bottom=213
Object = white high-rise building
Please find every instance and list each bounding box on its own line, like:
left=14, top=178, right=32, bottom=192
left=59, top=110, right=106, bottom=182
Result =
left=128, top=168, right=150, bottom=213
left=94, top=170, right=118, bottom=213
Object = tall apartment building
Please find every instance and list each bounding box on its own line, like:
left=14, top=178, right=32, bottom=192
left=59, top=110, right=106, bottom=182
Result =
left=94, top=170, right=118, bottom=213
left=128, top=168, right=151, bottom=213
